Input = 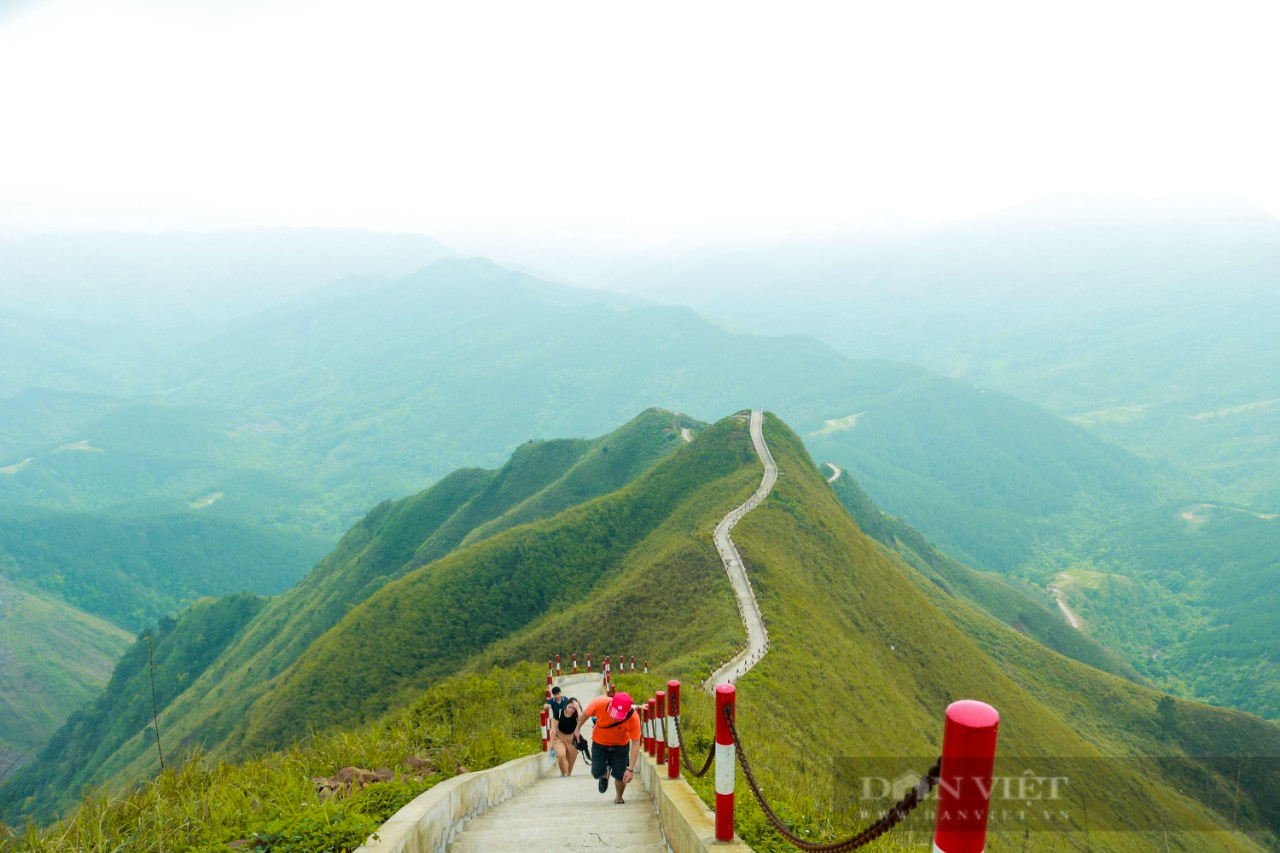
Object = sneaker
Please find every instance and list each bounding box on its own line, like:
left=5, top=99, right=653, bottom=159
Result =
left=598, top=776, right=608, bottom=794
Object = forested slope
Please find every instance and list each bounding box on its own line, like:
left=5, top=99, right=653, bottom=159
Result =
left=830, top=472, right=1144, bottom=682
left=1, top=594, right=264, bottom=821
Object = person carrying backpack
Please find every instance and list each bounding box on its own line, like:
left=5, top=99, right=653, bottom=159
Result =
left=544, top=685, right=569, bottom=723
left=575, top=692, right=641, bottom=804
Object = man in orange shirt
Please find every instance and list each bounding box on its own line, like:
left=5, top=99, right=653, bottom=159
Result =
left=575, top=691, right=642, bottom=803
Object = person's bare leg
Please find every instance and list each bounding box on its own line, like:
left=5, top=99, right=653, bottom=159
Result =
left=565, top=745, right=577, bottom=776
left=614, top=776, right=627, bottom=803
left=556, top=740, right=571, bottom=776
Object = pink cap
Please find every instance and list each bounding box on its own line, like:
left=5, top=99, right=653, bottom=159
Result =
left=607, top=692, right=633, bottom=720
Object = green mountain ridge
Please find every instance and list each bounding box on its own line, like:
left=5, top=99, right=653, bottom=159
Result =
left=0, top=409, right=692, bottom=819
left=8, top=410, right=1277, bottom=850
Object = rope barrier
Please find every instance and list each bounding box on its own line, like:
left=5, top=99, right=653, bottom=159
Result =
left=724, top=705, right=940, bottom=853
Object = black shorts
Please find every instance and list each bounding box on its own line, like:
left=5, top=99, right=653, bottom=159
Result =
left=590, top=742, right=630, bottom=781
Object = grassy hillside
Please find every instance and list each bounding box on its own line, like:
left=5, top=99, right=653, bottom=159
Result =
left=688, top=415, right=1279, bottom=849
left=1, top=594, right=264, bottom=822
left=0, top=578, right=133, bottom=771
left=830, top=472, right=1145, bottom=682
left=483, top=413, right=1278, bottom=849
left=1, top=664, right=551, bottom=853
left=237, top=413, right=755, bottom=750
left=11, top=410, right=1277, bottom=848
left=7, top=410, right=690, bottom=814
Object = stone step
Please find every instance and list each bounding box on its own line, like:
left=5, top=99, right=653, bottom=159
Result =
left=449, top=831, right=666, bottom=852
left=464, top=813, right=658, bottom=833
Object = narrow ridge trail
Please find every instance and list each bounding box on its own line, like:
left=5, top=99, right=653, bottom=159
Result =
left=445, top=411, right=778, bottom=852
left=705, top=410, right=775, bottom=689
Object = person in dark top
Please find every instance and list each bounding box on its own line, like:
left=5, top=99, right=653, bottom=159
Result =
left=545, top=686, right=569, bottom=723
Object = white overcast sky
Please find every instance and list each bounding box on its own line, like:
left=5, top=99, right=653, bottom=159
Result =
left=1, top=0, right=1278, bottom=240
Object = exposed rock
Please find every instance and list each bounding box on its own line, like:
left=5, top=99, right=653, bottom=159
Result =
left=314, top=766, right=393, bottom=801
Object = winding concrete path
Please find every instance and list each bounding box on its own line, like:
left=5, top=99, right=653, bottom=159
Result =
left=705, top=410, right=775, bottom=689
left=446, top=674, right=664, bottom=851
left=823, top=462, right=842, bottom=483
left=373, top=414, right=778, bottom=853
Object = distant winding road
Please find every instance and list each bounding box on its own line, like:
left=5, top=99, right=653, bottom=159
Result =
left=704, top=410, right=775, bottom=689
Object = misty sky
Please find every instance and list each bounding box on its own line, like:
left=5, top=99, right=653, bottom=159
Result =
left=2, top=0, right=1278, bottom=241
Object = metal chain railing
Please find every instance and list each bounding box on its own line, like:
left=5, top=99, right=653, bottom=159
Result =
left=673, top=712, right=715, bottom=777
left=723, top=707, right=940, bottom=853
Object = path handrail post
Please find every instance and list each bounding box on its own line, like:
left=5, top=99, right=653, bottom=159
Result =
left=715, top=683, right=736, bottom=842
left=655, top=690, right=667, bottom=764
left=540, top=708, right=548, bottom=752
left=642, top=704, right=652, bottom=754
left=933, top=700, right=1000, bottom=853
left=646, top=698, right=657, bottom=756
left=667, top=680, right=681, bottom=779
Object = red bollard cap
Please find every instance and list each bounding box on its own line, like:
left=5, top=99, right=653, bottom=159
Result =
left=935, top=701, right=1000, bottom=853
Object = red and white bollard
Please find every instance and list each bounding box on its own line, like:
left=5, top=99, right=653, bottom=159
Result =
left=933, top=700, right=1000, bottom=853
left=587, top=653, right=592, bottom=672
left=646, top=698, right=657, bottom=756
left=642, top=705, right=652, bottom=754
left=572, top=652, right=578, bottom=674
left=655, top=690, right=667, bottom=764
left=630, top=655, right=636, bottom=672
left=643, top=659, right=649, bottom=674
left=715, top=684, right=736, bottom=842
left=666, top=680, right=681, bottom=779
left=556, top=654, right=561, bottom=676
left=540, top=708, right=549, bottom=752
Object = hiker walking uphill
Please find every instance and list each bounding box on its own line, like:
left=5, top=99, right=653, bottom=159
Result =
left=576, top=692, right=642, bottom=804
left=547, top=689, right=585, bottom=777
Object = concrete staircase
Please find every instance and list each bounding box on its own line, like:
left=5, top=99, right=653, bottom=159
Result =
left=447, top=771, right=665, bottom=851
left=446, top=673, right=666, bottom=851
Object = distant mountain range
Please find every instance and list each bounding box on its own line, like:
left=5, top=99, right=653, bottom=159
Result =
left=595, top=195, right=1280, bottom=508
left=1, top=213, right=1275, bottom=772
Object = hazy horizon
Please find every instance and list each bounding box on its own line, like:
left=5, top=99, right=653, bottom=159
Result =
left=3, top=0, right=1278, bottom=239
